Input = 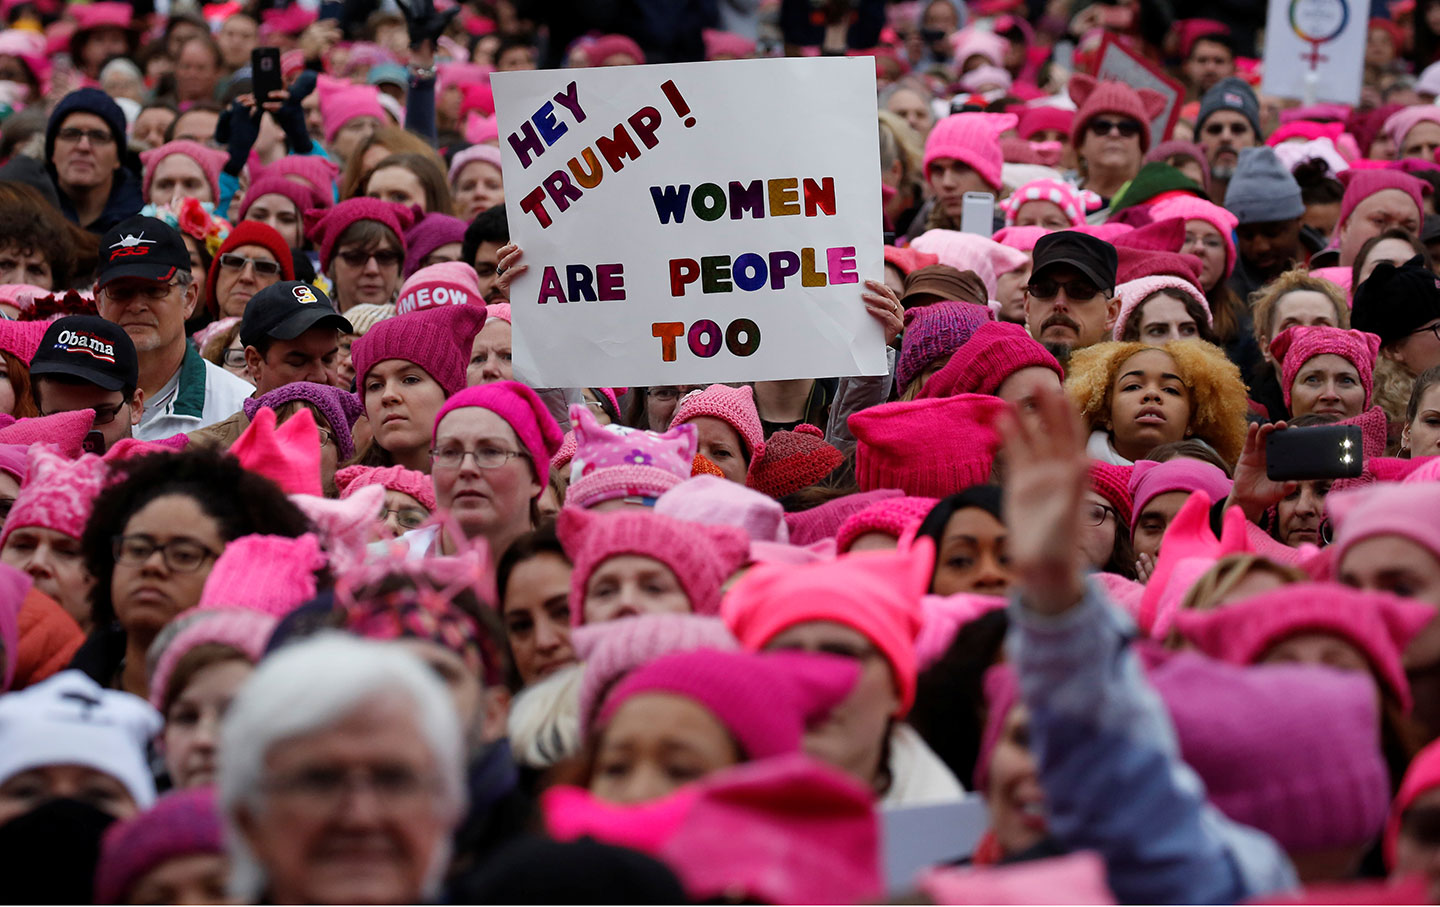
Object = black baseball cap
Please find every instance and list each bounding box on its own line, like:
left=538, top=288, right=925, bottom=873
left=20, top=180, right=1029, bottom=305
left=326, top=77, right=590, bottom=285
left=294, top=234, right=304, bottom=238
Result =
left=29, top=315, right=139, bottom=393
left=240, top=281, right=354, bottom=350
left=95, top=216, right=192, bottom=289
left=1031, top=231, right=1119, bottom=293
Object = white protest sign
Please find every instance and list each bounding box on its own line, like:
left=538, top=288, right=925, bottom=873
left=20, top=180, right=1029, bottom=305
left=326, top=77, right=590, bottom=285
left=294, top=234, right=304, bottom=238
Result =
left=1260, top=0, right=1366, bottom=105
left=491, top=57, right=888, bottom=388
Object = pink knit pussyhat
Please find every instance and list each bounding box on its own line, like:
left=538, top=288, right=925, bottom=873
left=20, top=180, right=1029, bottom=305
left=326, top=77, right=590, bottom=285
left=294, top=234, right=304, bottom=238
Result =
left=289, top=485, right=384, bottom=569
left=0, top=447, right=106, bottom=550
left=1127, top=459, right=1232, bottom=527
left=304, top=198, right=416, bottom=275
left=1328, top=481, right=1440, bottom=569
left=990, top=225, right=1050, bottom=252
left=572, top=612, right=739, bottom=730
left=447, top=143, right=503, bottom=184
left=264, top=156, right=340, bottom=204
left=654, top=475, right=789, bottom=543
left=395, top=262, right=483, bottom=315
left=597, top=650, right=859, bottom=760
left=998, top=178, right=1100, bottom=228
left=849, top=394, right=1007, bottom=498
left=668, top=384, right=766, bottom=467
left=1338, top=169, right=1428, bottom=231
left=565, top=404, right=696, bottom=509
left=1383, top=106, right=1440, bottom=157
left=139, top=141, right=226, bottom=205
left=1148, top=195, right=1239, bottom=278
left=485, top=301, right=511, bottom=323
left=320, top=84, right=386, bottom=144
left=556, top=506, right=751, bottom=625
left=950, top=26, right=1009, bottom=68
left=352, top=303, right=486, bottom=397
left=237, top=174, right=324, bottom=223
left=335, top=464, right=437, bottom=512
left=909, top=230, right=1030, bottom=299
left=194, top=533, right=326, bottom=617
left=922, top=112, right=1018, bottom=193
left=835, top=496, right=939, bottom=554
left=0, top=317, right=53, bottom=363
left=1067, top=73, right=1168, bottom=152
left=784, top=488, right=904, bottom=546
left=230, top=407, right=322, bottom=497
left=918, top=321, right=1063, bottom=399
left=94, top=788, right=226, bottom=906
left=1175, top=583, right=1435, bottom=713
left=1111, top=274, right=1212, bottom=341
left=550, top=431, right=577, bottom=478
left=1135, top=493, right=1258, bottom=638
left=1270, top=325, right=1383, bottom=409
left=1387, top=739, right=1440, bottom=869
left=146, top=608, right=278, bottom=710
left=896, top=300, right=995, bottom=393
left=0, top=410, right=94, bottom=458
left=433, top=382, right=564, bottom=493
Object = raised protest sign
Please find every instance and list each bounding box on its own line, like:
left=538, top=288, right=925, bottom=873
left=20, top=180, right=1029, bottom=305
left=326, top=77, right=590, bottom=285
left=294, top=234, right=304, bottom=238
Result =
left=1094, top=35, right=1182, bottom=149
left=491, top=57, right=888, bottom=388
left=1260, top=0, right=1365, bottom=105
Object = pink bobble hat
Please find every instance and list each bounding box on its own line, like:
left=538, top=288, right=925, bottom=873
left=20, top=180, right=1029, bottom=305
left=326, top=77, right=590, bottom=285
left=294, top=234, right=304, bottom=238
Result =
left=565, top=403, right=697, bottom=509
left=998, top=178, right=1100, bottom=228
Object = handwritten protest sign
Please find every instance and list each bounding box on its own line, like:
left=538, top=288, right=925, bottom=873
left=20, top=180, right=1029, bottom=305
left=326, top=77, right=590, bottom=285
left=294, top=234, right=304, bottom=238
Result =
left=491, top=58, right=887, bottom=388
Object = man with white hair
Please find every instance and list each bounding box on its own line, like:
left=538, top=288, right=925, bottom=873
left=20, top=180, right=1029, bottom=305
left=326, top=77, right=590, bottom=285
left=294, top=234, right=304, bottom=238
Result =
left=219, top=635, right=467, bottom=905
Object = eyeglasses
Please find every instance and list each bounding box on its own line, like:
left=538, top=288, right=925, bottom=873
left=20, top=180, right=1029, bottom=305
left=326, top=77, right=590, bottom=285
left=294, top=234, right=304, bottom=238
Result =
left=336, top=249, right=403, bottom=269
left=221, top=349, right=247, bottom=369
left=218, top=253, right=282, bottom=276
left=1027, top=277, right=1103, bottom=301
left=646, top=386, right=704, bottom=402
left=102, top=281, right=181, bottom=303
left=263, top=765, right=440, bottom=815
left=1089, top=117, right=1143, bottom=138
left=112, top=534, right=219, bottom=573
left=380, top=507, right=430, bottom=530
left=56, top=127, right=115, bottom=146
left=1204, top=121, right=1251, bottom=137
left=430, top=444, right=528, bottom=471
left=1083, top=503, right=1117, bottom=526
left=316, top=427, right=335, bottom=448
left=40, top=401, right=126, bottom=426
left=1184, top=233, right=1227, bottom=252
left=1411, top=321, right=1440, bottom=343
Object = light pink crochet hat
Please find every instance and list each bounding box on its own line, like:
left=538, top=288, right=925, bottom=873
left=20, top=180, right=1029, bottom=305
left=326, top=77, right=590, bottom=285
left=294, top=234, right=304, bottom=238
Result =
left=1111, top=274, right=1212, bottom=340
left=334, top=464, right=437, bottom=512
left=194, top=533, right=326, bottom=617
left=0, top=447, right=106, bottom=549
left=1329, top=481, right=1440, bottom=568
left=998, top=178, right=1099, bottom=228
left=147, top=608, right=278, bottom=710
left=654, top=475, right=789, bottom=543
left=447, top=143, right=503, bottom=184
left=139, top=141, right=226, bottom=204
left=668, top=384, right=766, bottom=467
left=566, top=404, right=696, bottom=509
left=835, top=495, right=939, bottom=553
left=910, top=230, right=1030, bottom=299
left=1270, top=325, right=1383, bottom=409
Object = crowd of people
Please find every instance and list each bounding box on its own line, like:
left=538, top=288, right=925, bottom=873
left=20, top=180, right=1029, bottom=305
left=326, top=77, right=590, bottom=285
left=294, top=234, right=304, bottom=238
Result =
left=8, top=0, right=1440, bottom=904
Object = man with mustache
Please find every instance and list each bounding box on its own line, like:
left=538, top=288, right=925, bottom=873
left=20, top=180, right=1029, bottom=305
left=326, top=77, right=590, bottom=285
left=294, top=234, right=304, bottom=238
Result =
left=1024, top=231, right=1120, bottom=365
left=1195, top=77, right=1262, bottom=205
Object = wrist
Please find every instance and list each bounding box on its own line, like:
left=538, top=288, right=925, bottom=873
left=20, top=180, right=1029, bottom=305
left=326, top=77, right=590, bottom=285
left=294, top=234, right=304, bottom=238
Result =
left=409, top=64, right=436, bottom=81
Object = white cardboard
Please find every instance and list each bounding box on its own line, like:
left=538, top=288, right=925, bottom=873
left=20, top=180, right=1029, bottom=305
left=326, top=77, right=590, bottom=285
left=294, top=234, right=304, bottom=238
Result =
left=1260, top=0, right=1366, bottom=105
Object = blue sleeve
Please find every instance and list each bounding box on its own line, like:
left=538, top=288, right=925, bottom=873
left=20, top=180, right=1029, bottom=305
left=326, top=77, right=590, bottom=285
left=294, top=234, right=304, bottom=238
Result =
left=406, top=75, right=437, bottom=146
left=217, top=170, right=241, bottom=221
left=1006, top=582, right=1299, bottom=905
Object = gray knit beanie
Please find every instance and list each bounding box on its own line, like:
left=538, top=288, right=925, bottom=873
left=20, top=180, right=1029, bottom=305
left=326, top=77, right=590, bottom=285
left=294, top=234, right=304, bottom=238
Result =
left=1224, top=147, right=1305, bottom=224
left=1197, top=77, right=1263, bottom=139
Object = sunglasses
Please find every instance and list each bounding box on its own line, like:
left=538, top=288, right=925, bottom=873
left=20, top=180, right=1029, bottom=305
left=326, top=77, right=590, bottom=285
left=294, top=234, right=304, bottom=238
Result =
left=336, top=249, right=403, bottom=269
left=1089, top=117, right=1143, bottom=138
left=1204, top=121, right=1251, bottom=136
left=1027, top=277, right=1102, bottom=300
left=219, top=253, right=282, bottom=276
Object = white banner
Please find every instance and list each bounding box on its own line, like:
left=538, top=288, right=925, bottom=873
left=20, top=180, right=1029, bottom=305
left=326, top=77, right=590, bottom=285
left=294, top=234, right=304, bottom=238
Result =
left=1260, top=0, right=1366, bottom=105
left=491, top=57, right=888, bottom=388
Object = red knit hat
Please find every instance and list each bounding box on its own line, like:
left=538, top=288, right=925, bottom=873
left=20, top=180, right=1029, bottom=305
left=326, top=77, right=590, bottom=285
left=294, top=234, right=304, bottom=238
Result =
left=1338, top=169, right=1428, bottom=230
left=835, top=496, right=939, bottom=554
left=883, top=246, right=940, bottom=277
left=1068, top=74, right=1168, bottom=152
left=849, top=394, right=1006, bottom=497
left=1088, top=461, right=1134, bottom=526
left=917, top=321, right=1062, bottom=399
left=351, top=304, right=486, bottom=397
left=205, top=221, right=296, bottom=318
left=922, top=112, right=1018, bottom=193
left=1111, top=215, right=1187, bottom=254
left=1270, top=325, right=1383, bottom=409
left=305, top=198, right=415, bottom=275
left=746, top=425, right=842, bottom=499
left=669, top=384, right=766, bottom=467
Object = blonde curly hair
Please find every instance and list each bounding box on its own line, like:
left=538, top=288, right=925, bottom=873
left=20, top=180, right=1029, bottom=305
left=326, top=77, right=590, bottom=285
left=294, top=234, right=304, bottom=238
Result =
left=1065, top=340, right=1250, bottom=465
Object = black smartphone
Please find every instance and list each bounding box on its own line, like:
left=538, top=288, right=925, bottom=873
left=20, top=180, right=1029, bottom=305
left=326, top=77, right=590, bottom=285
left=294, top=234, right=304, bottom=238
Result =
left=252, top=47, right=282, bottom=104
left=1265, top=425, right=1364, bottom=482
left=82, top=430, right=106, bottom=456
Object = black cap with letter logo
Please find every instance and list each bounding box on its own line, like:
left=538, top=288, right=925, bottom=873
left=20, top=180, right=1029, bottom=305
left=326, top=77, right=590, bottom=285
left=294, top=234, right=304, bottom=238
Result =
left=95, top=215, right=193, bottom=289
left=239, top=280, right=354, bottom=350
left=29, top=315, right=139, bottom=393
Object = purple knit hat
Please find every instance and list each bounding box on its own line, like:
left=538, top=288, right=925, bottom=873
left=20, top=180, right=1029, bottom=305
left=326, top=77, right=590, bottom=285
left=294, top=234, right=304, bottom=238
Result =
left=351, top=304, right=486, bottom=397
left=335, top=464, right=437, bottom=512
left=403, top=213, right=469, bottom=278
left=94, top=788, right=225, bottom=905
left=434, top=382, right=565, bottom=493
left=146, top=608, right=278, bottom=711
left=238, top=174, right=324, bottom=224
left=304, top=198, right=416, bottom=275
left=1128, top=459, right=1233, bottom=526
left=566, top=404, right=697, bottom=509
left=896, top=301, right=995, bottom=392
left=243, top=381, right=365, bottom=461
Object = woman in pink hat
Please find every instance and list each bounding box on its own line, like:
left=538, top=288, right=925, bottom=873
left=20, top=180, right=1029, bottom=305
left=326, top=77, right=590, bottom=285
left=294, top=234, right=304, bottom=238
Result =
left=667, top=384, right=766, bottom=485
left=914, top=112, right=1016, bottom=236
left=236, top=175, right=322, bottom=249
left=1248, top=271, right=1351, bottom=420
left=1112, top=275, right=1218, bottom=346
left=497, top=528, right=576, bottom=688
left=141, top=141, right=225, bottom=208
left=1068, top=74, right=1167, bottom=206
left=1270, top=326, right=1383, bottom=420
left=450, top=144, right=505, bottom=221
left=306, top=198, right=414, bottom=312
left=1388, top=740, right=1440, bottom=901
left=1332, top=482, right=1440, bottom=608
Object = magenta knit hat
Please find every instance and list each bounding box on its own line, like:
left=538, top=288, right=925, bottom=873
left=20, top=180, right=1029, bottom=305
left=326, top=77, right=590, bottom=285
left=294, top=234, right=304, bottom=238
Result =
left=320, top=83, right=386, bottom=143
left=668, top=384, right=766, bottom=466
left=146, top=608, right=278, bottom=711
left=434, top=382, right=565, bottom=492
left=835, top=496, right=940, bottom=554
left=991, top=225, right=1050, bottom=252
left=0, top=444, right=26, bottom=485
left=557, top=507, right=751, bottom=624
left=194, top=533, right=326, bottom=617
left=1111, top=275, right=1212, bottom=341
left=909, top=230, right=1030, bottom=299
left=1016, top=105, right=1074, bottom=140
left=1383, top=106, right=1440, bottom=154
left=1149, top=196, right=1238, bottom=278
left=351, top=304, right=486, bottom=397
left=0, top=410, right=94, bottom=458
left=402, top=214, right=469, bottom=278
left=139, top=141, right=226, bottom=205
left=304, top=198, right=415, bottom=275
left=566, top=404, right=697, bottom=508
left=746, top=425, right=843, bottom=500
left=237, top=174, right=323, bottom=223
left=1338, top=169, right=1427, bottom=230
left=1329, top=481, right=1440, bottom=568
left=1270, top=325, right=1383, bottom=409
left=598, top=650, right=859, bottom=760
left=447, top=143, right=503, bottom=183
left=1175, top=583, right=1434, bottom=713
left=655, top=474, right=789, bottom=543
left=335, top=463, right=437, bottom=512
left=784, top=488, right=904, bottom=546
left=94, top=788, right=225, bottom=905
left=396, top=261, right=483, bottom=315
left=265, top=156, right=340, bottom=202
left=998, top=178, right=1100, bottom=228
left=849, top=395, right=1006, bottom=498
left=1127, top=459, right=1232, bottom=525
left=896, top=300, right=995, bottom=393
left=0, top=447, right=106, bottom=550
left=1068, top=74, right=1168, bottom=152
left=243, top=381, right=365, bottom=462
left=1090, top=461, right=1135, bottom=525
left=918, top=321, right=1063, bottom=399
left=572, top=613, right=739, bottom=730
left=922, top=112, right=1018, bottom=192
